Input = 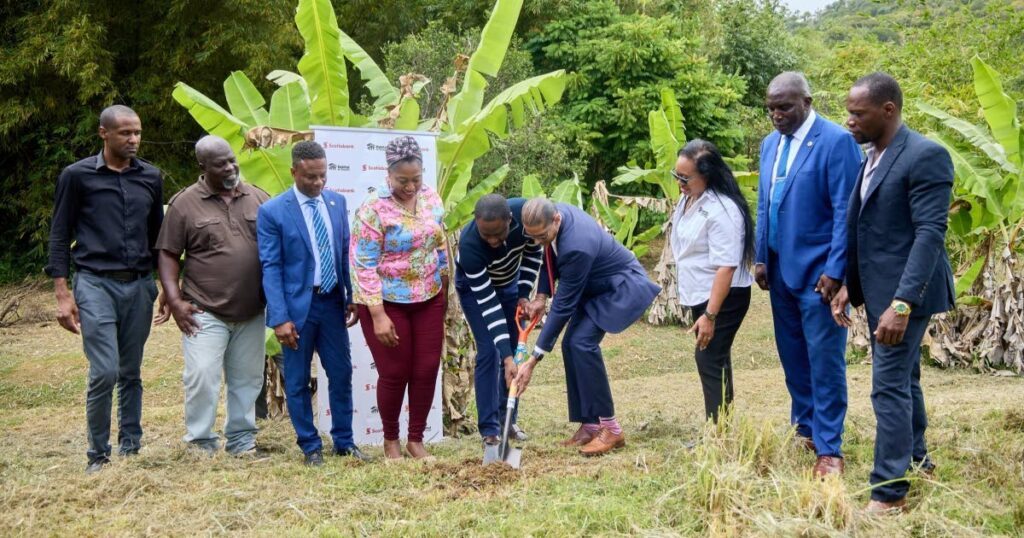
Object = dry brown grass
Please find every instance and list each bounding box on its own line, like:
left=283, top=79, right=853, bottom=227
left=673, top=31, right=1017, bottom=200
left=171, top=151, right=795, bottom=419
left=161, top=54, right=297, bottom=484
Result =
left=1, top=286, right=1023, bottom=536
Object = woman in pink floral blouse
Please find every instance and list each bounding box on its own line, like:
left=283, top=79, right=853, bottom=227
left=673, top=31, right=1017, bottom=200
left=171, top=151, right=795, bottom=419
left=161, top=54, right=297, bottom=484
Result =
left=350, top=136, right=448, bottom=461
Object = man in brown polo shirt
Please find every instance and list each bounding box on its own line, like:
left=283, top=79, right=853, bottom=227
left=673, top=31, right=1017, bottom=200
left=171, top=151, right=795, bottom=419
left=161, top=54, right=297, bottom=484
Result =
left=155, top=135, right=269, bottom=455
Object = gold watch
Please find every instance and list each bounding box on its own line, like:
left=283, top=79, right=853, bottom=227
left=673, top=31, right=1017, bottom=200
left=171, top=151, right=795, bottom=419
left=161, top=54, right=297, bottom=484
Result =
left=890, top=300, right=912, bottom=317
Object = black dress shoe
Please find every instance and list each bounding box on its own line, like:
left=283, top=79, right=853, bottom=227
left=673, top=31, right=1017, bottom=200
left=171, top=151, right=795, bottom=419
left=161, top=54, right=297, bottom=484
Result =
left=335, top=446, right=374, bottom=462
left=482, top=435, right=500, bottom=446
left=304, top=449, right=324, bottom=467
left=85, top=458, right=109, bottom=475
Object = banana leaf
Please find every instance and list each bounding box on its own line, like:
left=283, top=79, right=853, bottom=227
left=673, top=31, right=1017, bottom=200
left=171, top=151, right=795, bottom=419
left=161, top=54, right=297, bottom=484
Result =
left=223, top=71, right=269, bottom=127
left=295, top=0, right=350, bottom=126
left=172, top=82, right=247, bottom=151
left=238, top=146, right=292, bottom=197
left=917, top=101, right=1018, bottom=175
left=339, top=29, right=399, bottom=111
left=444, top=165, right=510, bottom=229
left=521, top=174, right=544, bottom=198
left=269, top=81, right=311, bottom=131
left=971, top=56, right=1020, bottom=167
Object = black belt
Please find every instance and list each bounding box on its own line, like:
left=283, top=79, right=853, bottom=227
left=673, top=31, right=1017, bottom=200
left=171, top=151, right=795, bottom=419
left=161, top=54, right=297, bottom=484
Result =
left=89, top=270, right=150, bottom=283
left=312, top=285, right=337, bottom=295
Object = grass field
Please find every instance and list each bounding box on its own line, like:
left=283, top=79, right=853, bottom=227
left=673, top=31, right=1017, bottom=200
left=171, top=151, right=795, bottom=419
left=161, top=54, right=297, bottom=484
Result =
left=1, top=287, right=1023, bottom=536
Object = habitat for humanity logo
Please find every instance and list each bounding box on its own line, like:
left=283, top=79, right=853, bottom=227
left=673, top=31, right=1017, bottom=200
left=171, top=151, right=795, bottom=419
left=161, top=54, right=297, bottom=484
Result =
left=327, top=163, right=350, bottom=171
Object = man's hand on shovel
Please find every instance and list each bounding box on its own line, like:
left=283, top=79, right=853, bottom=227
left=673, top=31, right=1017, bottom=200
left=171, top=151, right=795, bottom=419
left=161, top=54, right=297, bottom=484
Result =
left=503, top=356, right=518, bottom=388
left=513, top=357, right=538, bottom=395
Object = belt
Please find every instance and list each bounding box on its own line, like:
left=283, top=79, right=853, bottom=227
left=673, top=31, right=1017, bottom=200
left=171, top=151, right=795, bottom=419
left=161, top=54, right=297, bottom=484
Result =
left=89, top=270, right=149, bottom=283
left=312, top=285, right=337, bottom=295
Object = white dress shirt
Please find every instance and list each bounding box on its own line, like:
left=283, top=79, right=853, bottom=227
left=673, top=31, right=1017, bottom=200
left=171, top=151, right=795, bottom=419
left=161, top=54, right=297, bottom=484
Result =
left=671, top=190, right=754, bottom=307
left=293, top=186, right=336, bottom=287
left=859, top=146, right=887, bottom=201
left=770, top=110, right=817, bottom=197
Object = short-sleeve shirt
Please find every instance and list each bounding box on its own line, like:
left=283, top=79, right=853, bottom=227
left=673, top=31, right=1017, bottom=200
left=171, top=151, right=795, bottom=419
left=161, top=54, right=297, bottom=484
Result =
left=350, top=183, right=448, bottom=306
left=671, top=190, right=754, bottom=306
left=155, top=176, right=270, bottom=321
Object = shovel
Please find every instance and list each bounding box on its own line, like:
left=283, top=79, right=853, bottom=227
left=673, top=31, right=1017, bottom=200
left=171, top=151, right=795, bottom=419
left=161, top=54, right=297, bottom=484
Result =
left=483, top=305, right=540, bottom=468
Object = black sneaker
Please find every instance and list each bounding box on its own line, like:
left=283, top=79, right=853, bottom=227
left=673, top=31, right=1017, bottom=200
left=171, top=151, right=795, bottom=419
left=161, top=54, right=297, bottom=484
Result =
left=85, top=458, right=110, bottom=475
left=335, top=446, right=374, bottom=463
left=304, top=449, right=324, bottom=467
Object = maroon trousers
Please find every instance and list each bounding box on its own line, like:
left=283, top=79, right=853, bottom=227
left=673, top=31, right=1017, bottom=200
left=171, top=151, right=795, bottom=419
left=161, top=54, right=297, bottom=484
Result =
left=357, top=293, right=444, bottom=442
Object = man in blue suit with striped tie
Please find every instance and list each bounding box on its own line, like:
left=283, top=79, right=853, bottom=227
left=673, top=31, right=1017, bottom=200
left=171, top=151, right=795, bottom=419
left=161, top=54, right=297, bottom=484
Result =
left=257, top=141, right=370, bottom=466
left=754, top=72, right=862, bottom=477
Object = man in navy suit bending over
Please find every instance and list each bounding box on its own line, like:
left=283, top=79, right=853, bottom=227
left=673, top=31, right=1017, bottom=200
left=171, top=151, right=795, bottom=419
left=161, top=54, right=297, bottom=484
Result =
left=257, top=141, right=370, bottom=466
left=754, top=72, right=863, bottom=477
left=514, top=198, right=660, bottom=456
left=833, top=73, right=954, bottom=513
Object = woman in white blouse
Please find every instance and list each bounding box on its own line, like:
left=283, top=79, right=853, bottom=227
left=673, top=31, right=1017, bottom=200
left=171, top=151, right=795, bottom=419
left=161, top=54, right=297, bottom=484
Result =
left=670, top=139, right=755, bottom=422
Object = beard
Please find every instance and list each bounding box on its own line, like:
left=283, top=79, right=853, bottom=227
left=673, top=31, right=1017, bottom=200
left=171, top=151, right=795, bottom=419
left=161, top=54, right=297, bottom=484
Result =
left=221, top=175, right=239, bottom=190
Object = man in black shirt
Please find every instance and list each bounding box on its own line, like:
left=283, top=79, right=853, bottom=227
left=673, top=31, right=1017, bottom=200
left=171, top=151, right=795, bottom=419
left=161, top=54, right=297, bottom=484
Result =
left=45, top=105, right=163, bottom=474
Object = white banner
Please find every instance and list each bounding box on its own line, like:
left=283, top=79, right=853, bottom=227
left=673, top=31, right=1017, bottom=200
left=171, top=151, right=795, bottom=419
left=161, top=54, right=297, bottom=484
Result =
left=312, top=125, right=443, bottom=445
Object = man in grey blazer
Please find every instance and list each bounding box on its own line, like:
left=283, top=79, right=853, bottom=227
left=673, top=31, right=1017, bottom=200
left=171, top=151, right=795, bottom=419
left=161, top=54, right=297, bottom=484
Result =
left=832, top=72, right=955, bottom=513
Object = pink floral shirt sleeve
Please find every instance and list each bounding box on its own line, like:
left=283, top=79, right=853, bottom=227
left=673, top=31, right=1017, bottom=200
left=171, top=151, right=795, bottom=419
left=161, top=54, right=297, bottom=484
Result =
left=350, top=184, right=448, bottom=306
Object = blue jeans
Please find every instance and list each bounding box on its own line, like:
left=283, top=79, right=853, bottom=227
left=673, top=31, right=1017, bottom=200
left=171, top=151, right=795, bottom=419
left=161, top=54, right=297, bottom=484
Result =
left=281, top=289, right=353, bottom=455
left=73, top=271, right=157, bottom=463
left=457, top=282, right=520, bottom=437
left=181, top=310, right=265, bottom=454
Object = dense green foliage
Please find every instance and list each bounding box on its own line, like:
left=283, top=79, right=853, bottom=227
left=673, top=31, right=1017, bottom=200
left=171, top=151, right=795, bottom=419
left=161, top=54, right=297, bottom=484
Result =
left=2, top=0, right=1023, bottom=282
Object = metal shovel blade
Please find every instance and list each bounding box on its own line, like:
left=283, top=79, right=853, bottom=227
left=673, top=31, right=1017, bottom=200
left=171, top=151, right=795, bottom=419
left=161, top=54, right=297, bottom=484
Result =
left=482, top=443, right=502, bottom=465
left=502, top=446, right=523, bottom=469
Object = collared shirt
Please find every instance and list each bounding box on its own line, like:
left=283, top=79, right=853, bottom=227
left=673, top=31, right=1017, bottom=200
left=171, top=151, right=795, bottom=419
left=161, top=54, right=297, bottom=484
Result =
left=351, top=183, right=448, bottom=306
left=46, top=151, right=164, bottom=278
left=770, top=110, right=817, bottom=197
left=155, top=176, right=269, bottom=321
left=293, top=185, right=336, bottom=287
left=671, top=190, right=754, bottom=306
left=860, top=146, right=887, bottom=201
left=455, top=198, right=543, bottom=358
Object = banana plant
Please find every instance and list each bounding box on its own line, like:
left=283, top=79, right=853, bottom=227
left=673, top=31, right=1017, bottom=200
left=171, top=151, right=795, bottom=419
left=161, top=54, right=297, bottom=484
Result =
left=916, top=55, right=1024, bottom=373
left=172, top=0, right=571, bottom=431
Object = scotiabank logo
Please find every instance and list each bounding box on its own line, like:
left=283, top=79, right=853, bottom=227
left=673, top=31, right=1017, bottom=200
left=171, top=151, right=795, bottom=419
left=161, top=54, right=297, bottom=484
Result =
left=362, top=164, right=388, bottom=172
left=323, top=142, right=354, bottom=149
left=364, top=383, right=377, bottom=392
left=365, top=427, right=384, bottom=435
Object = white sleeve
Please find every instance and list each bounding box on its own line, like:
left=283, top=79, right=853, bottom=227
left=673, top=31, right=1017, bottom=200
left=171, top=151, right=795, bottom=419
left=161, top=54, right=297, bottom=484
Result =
left=707, top=201, right=743, bottom=268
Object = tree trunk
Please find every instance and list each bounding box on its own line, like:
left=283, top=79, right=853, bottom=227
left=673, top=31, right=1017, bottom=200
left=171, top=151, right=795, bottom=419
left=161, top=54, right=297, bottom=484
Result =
left=647, top=221, right=690, bottom=326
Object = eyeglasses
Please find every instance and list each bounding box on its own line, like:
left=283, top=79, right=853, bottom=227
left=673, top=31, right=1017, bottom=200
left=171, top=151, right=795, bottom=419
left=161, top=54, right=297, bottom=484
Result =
left=524, top=224, right=551, bottom=242
left=670, top=170, right=692, bottom=184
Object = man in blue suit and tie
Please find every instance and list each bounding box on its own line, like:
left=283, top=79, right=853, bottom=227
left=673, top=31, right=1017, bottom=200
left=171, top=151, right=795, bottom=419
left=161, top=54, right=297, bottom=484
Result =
left=833, top=73, right=954, bottom=513
left=754, top=72, right=863, bottom=477
left=257, top=140, right=370, bottom=466
left=513, top=198, right=660, bottom=456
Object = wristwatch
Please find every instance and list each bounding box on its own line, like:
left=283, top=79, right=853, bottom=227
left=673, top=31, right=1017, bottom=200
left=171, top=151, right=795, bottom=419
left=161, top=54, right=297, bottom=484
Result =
left=890, top=300, right=912, bottom=317
left=703, top=311, right=718, bottom=322
left=531, top=350, right=545, bottom=362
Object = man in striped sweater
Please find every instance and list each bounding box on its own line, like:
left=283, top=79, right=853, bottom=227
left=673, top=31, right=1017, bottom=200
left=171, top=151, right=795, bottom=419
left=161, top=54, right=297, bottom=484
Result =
left=456, top=195, right=545, bottom=445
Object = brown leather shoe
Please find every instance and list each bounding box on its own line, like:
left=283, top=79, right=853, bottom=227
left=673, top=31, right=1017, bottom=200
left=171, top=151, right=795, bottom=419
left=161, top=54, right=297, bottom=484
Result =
left=579, top=428, right=625, bottom=457
left=559, top=425, right=595, bottom=447
left=812, top=455, right=844, bottom=478
left=795, top=434, right=816, bottom=454
left=864, top=498, right=908, bottom=515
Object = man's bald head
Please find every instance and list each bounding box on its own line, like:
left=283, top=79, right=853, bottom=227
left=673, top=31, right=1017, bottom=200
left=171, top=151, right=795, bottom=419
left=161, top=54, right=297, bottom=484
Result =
left=99, top=105, right=139, bottom=130
left=767, top=72, right=812, bottom=99
left=195, top=135, right=233, bottom=165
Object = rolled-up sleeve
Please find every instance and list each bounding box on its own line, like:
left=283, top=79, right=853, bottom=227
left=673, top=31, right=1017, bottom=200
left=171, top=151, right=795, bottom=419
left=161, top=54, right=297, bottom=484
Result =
left=45, top=168, right=77, bottom=278
left=707, top=206, right=743, bottom=268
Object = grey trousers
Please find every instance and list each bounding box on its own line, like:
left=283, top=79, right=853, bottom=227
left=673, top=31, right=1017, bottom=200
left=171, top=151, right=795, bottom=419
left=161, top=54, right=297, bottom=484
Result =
left=181, top=310, right=265, bottom=454
left=73, top=271, right=157, bottom=463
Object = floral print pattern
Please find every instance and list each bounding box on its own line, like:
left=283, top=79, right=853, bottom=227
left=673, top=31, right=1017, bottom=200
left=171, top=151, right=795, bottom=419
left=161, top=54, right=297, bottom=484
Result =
left=350, top=183, right=448, bottom=306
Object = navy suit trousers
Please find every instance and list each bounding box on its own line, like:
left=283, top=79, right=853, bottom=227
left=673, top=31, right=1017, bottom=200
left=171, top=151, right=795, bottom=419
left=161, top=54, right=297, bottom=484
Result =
left=561, top=306, right=615, bottom=423
left=768, top=251, right=848, bottom=456
left=281, top=288, right=354, bottom=454
left=867, top=312, right=931, bottom=502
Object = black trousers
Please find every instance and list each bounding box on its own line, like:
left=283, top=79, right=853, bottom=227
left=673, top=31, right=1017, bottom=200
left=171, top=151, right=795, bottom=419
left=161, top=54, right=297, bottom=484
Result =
left=689, top=286, right=751, bottom=422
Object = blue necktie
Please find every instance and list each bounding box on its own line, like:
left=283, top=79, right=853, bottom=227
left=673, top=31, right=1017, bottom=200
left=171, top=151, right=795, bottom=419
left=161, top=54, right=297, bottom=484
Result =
left=768, top=135, right=793, bottom=253
left=306, top=199, right=336, bottom=294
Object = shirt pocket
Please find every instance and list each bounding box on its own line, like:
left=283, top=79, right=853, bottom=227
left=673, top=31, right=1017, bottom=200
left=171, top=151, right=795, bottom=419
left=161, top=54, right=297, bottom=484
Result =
left=244, top=210, right=258, bottom=238
left=194, top=217, right=223, bottom=250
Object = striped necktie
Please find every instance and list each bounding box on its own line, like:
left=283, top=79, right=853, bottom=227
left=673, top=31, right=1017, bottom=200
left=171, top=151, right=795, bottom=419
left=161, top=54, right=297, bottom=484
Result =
left=768, top=135, right=793, bottom=252
left=306, top=199, right=336, bottom=294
